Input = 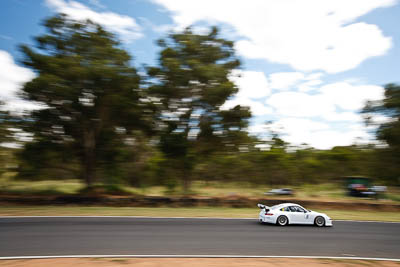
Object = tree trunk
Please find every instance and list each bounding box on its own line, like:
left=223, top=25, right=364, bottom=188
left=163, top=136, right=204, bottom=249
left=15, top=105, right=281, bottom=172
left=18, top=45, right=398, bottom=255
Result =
left=183, top=177, right=192, bottom=194
left=82, top=129, right=96, bottom=187
left=182, top=167, right=192, bottom=195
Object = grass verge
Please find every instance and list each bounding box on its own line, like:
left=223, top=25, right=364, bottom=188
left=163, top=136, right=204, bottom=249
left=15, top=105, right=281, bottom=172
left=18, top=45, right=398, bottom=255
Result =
left=1, top=179, right=400, bottom=203
left=0, top=206, right=399, bottom=222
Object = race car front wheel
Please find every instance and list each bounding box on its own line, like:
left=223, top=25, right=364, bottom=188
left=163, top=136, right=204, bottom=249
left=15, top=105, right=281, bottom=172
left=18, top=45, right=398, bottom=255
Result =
left=315, top=216, right=325, bottom=227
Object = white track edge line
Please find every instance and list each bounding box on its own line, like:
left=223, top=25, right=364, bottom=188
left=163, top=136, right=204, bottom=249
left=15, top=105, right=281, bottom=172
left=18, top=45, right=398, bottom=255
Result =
left=0, top=255, right=399, bottom=261
left=0, top=216, right=399, bottom=223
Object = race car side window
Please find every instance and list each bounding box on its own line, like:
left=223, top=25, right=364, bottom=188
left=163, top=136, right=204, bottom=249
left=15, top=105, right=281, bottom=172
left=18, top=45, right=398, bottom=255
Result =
left=296, top=207, right=306, bottom=213
left=289, top=206, right=297, bottom=212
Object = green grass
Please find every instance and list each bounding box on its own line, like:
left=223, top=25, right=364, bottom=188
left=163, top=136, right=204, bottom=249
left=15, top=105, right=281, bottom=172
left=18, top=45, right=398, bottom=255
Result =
left=0, top=177, right=399, bottom=204
left=0, top=206, right=400, bottom=222
left=0, top=178, right=271, bottom=197
left=0, top=178, right=85, bottom=195
left=294, top=183, right=347, bottom=199
left=386, top=193, right=400, bottom=202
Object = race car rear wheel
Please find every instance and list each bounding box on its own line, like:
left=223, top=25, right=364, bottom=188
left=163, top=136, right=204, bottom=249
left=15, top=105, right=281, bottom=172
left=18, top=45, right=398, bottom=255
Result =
left=315, top=216, right=325, bottom=227
left=277, top=215, right=288, bottom=226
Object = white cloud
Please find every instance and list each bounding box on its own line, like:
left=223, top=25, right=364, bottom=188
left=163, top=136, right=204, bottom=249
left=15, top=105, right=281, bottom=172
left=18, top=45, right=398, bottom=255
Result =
left=298, top=79, right=323, bottom=92
left=248, top=123, right=270, bottom=135
left=319, top=82, right=384, bottom=110
left=222, top=97, right=272, bottom=116
left=267, top=118, right=370, bottom=149
left=221, top=70, right=272, bottom=116
left=303, top=130, right=370, bottom=149
left=266, top=82, right=384, bottom=120
left=368, top=114, right=395, bottom=124
left=322, top=112, right=362, bottom=122
left=153, top=0, right=395, bottom=73
left=267, top=71, right=323, bottom=92
left=269, top=118, right=330, bottom=142
left=305, top=72, right=324, bottom=81
left=269, top=72, right=304, bottom=90
left=0, top=50, right=38, bottom=112
left=266, top=91, right=335, bottom=117
left=258, top=79, right=386, bottom=148
left=230, top=70, right=270, bottom=99
left=46, top=0, right=142, bottom=42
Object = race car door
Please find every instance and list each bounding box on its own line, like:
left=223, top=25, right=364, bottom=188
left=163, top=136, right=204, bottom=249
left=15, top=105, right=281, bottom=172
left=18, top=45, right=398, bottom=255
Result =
left=288, top=206, right=310, bottom=224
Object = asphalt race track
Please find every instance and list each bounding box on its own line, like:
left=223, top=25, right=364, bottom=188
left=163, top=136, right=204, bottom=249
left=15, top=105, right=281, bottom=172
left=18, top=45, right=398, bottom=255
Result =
left=0, top=217, right=399, bottom=258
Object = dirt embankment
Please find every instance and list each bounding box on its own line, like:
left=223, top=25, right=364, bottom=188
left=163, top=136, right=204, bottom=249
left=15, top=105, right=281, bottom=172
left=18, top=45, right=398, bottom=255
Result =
left=0, top=258, right=398, bottom=267
left=0, top=194, right=399, bottom=211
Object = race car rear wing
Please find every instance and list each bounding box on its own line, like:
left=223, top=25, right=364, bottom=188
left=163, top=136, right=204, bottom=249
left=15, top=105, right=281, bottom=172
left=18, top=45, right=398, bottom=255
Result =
left=257, top=203, right=270, bottom=210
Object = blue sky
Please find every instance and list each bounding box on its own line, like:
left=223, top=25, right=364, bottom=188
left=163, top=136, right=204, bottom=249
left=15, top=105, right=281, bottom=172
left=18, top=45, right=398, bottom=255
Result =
left=1, top=0, right=399, bottom=149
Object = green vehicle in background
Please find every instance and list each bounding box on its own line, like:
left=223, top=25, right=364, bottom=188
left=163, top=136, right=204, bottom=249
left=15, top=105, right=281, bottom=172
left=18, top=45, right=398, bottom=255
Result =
left=343, top=176, right=387, bottom=198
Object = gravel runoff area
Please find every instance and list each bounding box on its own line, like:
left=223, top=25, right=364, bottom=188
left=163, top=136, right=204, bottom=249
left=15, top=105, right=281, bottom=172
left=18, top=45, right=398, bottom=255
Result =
left=1, top=258, right=400, bottom=267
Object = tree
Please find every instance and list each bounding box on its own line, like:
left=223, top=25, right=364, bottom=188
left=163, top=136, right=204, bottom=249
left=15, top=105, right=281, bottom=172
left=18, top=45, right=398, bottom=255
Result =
left=19, top=14, right=152, bottom=186
left=148, top=27, right=251, bottom=193
left=363, top=83, right=400, bottom=184
left=0, top=102, right=13, bottom=144
left=365, top=84, right=400, bottom=148
left=0, top=102, right=16, bottom=176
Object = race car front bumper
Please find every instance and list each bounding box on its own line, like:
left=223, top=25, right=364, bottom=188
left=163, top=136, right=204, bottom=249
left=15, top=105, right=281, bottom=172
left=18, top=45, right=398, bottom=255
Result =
left=325, top=218, right=333, bottom=226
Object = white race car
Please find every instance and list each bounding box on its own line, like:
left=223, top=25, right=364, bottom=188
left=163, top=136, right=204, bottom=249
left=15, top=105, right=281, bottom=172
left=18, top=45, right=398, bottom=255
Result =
left=258, top=203, right=333, bottom=227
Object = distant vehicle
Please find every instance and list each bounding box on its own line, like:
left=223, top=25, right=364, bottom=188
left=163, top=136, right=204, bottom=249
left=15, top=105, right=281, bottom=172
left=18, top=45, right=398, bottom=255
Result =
left=258, top=203, right=333, bottom=227
left=343, top=176, right=386, bottom=198
left=264, top=188, right=293, bottom=195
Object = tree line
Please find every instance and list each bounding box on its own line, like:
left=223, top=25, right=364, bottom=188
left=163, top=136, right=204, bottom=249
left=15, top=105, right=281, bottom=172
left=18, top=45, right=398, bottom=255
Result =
left=1, top=14, right=399, bottom=191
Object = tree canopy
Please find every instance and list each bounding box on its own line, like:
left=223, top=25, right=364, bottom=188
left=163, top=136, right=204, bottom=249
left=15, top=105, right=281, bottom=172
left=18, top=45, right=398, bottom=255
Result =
left=18, top=14, right=152, bottom=186
left=2, top=14, right=398, bottom=193
left=364, top=83, right=400, bottom=184
left=147, top=27, right=251, bottom=191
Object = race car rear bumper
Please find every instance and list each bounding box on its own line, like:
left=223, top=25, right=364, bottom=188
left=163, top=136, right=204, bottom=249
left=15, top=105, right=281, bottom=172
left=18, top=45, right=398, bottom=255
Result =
left=259, top=215, right=275, bottom=224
